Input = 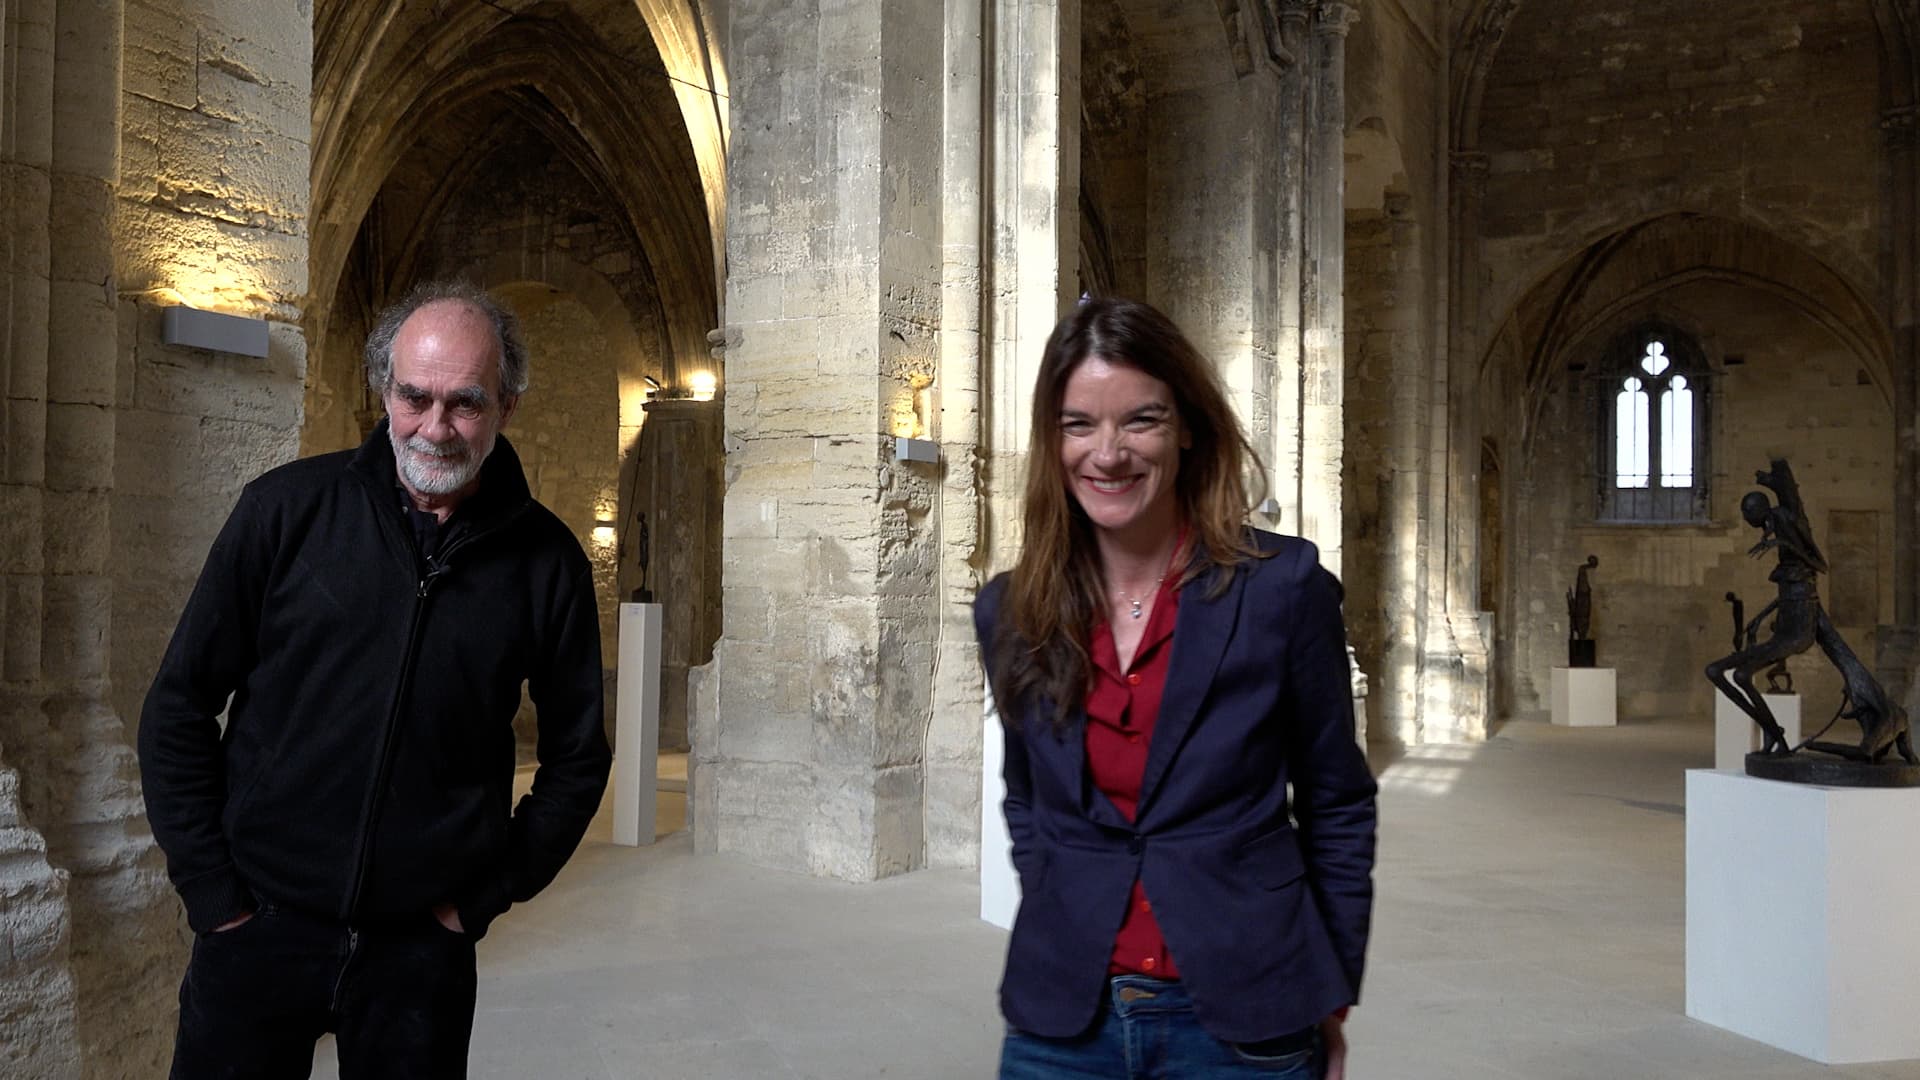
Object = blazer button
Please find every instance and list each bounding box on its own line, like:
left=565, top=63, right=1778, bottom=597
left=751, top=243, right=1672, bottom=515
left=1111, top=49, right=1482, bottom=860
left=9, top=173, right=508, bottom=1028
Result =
left=1127, top=835, right=1144, bottom=855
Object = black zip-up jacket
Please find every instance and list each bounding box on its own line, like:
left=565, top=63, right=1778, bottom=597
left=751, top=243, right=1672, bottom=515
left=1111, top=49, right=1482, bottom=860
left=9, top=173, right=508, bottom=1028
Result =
left=138, top=422, right=612, bottom=938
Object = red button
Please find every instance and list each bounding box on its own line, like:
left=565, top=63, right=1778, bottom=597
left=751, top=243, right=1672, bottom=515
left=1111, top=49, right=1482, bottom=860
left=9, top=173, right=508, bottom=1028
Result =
left=1142, top=957, right=1157, bottom=971
left=1127, top=673, right=1142, bottom=686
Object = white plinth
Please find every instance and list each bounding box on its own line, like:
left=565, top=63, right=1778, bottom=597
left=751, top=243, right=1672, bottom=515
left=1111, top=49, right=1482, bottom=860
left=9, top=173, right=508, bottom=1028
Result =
left=980, top=678, right=1019, bottom=930
left=611, top=603, right=662, bottom=847
left=1550, top=667, right=1616, bottom=727
left=1713, top=692, right=1802, bottom=771
left=1686, top=770, right=1920, bottom=1063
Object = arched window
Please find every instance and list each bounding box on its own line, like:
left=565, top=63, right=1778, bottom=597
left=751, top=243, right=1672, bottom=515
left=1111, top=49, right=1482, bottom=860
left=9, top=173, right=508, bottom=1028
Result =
left=1595, top=328, right=1709, bottom=522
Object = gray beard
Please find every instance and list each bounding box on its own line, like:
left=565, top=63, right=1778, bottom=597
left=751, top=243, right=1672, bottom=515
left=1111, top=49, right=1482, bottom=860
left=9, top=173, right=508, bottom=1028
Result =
left=392, top=429, right=486, bottom=496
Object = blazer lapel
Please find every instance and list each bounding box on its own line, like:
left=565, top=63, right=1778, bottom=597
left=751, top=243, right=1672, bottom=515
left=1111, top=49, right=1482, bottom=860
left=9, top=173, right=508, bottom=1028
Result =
left=1026, top=699, right=1133, bottom=830
left=1135, top=563, right=1247, bottom=819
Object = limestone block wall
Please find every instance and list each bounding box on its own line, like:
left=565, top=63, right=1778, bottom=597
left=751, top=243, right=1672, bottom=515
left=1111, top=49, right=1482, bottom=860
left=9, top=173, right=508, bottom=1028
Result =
left=500, top=290, right=621, bottom=670
left=1475, top=0, right=1882, bottom=328
left=0, top=0, right=309, bottom=1074
left=112, top=0, right=311, bottom=1071
left=1512, top=279, right=1893, bottom=720
left=113, top=0, right=311, bottom=737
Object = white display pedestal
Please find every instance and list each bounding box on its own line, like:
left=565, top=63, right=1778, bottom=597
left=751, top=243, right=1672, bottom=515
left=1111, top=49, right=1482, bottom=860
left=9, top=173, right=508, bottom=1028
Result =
left=1550, top=667, right=1616, bottom=727
left=1713, top=692, right=1801, bottom=771
left=611, top=603, right=662, bottom=847
left=1686, top=770, right=1920, bottom=1063
left=980, top=679, right=1018, bottom=930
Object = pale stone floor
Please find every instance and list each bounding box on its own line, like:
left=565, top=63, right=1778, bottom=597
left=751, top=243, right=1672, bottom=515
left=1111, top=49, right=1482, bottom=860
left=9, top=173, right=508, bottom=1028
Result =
left=306, top=721, right=1920, bottom=1079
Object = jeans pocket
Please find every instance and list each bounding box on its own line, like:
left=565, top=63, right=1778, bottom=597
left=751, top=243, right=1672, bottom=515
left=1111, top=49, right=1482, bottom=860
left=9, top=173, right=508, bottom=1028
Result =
left=1230, top=1028, right=1320, bottom=1075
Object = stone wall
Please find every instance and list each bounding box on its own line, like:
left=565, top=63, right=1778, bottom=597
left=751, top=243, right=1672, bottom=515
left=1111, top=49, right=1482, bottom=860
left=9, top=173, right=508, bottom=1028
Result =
left=498, top=288, right=622, bottom=671
left=1476, top=0, right=1882, bottom=327
left=0, top=0, right=311, bottom=1074
left=111, top=0, right=311, bottom=1073
left=1512, top=279, right=1893, bottom=720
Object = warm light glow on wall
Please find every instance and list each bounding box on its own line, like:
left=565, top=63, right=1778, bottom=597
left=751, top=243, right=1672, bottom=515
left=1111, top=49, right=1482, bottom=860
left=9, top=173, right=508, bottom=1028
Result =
left=914, top=385, right=935, bottom=440
left=890, top=396, right=919, bottom=439
left=689, top=371, right=718, bottom=401
left=592, top=520, right=618, bottom=545
left=148, top=268, right=270, bottom=317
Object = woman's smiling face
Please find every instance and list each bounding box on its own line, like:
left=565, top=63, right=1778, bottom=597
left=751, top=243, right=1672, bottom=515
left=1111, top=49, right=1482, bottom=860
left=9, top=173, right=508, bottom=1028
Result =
left=1058, top=355, right=1187, bottom=542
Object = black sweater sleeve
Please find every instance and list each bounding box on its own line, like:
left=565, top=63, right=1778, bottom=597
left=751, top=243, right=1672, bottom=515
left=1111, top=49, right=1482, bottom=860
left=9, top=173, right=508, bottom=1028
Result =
left=137, top=488, right=270, bottom=932
left=455, top=560, right=611, bottom=937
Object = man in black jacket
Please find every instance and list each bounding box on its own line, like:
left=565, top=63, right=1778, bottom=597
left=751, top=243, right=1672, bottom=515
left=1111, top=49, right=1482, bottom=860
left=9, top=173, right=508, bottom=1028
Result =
left=139, top=281, right=613, bottom=1078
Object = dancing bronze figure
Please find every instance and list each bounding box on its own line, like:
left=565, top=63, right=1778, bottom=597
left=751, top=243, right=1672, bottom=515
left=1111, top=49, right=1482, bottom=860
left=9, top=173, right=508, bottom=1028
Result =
left=1705, top=460, right=1914, bottom=767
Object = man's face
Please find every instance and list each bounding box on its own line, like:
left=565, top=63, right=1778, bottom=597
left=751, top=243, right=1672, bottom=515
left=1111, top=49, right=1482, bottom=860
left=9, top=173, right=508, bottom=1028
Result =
left=384, top=300, right=519, bottom=502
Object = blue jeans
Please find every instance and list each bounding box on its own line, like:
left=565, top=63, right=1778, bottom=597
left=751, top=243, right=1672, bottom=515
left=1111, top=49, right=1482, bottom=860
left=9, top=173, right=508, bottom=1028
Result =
left=999, top=975, right=1324, bottom=1079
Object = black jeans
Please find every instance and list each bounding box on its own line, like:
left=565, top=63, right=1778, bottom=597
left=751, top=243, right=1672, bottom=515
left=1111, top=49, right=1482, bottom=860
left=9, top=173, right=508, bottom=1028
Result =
left=170, top=902, right=477, bottom=1079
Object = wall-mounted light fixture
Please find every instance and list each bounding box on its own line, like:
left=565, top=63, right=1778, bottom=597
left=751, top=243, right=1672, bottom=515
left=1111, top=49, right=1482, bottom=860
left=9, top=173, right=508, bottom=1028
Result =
left=592, top=518, right=618, bottom=544
left=689, top=371, right=718, bottom=402
left=895, top=436, right=940, bottom=464
left=161, top=304, right=270, bottom=359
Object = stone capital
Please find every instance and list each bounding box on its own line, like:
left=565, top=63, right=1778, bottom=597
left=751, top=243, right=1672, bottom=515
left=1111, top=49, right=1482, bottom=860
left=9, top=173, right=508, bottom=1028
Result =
left=1275, top=0, right=1314, bottom=26
left=1254, top=0, right=1306, bottom=68
left=1449, top=149, right=1490, bottom=185
left=1884, top=105, right=1918, bottom=151
left=1311, top=0, right=1360, bottom=36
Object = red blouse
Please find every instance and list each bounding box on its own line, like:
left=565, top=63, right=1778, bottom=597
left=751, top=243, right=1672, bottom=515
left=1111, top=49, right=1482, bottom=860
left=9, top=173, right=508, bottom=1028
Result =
left=1084, top=571, right=1182, bottom=978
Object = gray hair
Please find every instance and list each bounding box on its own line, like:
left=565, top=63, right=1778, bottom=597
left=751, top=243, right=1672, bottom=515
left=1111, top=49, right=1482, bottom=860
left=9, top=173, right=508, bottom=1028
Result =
left=363, top=280, right=530, bottom=399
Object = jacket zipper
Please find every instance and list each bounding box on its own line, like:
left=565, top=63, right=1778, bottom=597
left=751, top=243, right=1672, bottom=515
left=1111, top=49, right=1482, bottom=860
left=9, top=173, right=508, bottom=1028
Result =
left=343, top=561, right=445, bottom=918
left=343, top=497, right=533, bottom=921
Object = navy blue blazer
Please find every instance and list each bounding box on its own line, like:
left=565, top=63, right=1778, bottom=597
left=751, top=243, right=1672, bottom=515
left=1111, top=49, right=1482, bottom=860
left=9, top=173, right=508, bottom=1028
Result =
left=975, top=531, right=1377, bottom=1043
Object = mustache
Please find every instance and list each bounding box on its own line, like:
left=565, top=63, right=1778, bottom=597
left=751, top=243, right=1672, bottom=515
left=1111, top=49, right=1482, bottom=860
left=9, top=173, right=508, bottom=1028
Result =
left=403, top=435, right=470, bottom=459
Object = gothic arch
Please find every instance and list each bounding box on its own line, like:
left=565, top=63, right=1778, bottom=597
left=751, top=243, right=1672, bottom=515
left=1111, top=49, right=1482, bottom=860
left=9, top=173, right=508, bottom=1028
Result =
left=309, top=1, right=719, bottom=447
left=1484, top=214, right=1893, bottom=451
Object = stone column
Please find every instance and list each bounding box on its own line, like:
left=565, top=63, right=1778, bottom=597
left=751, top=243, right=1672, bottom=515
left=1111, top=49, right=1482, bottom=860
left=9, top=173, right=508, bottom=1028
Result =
left=1406, top=148, right=1495, bottom=744
left=1878, top=104, right=1920, bottom=705
left=698, top=0, right=946, bottom=881
left=1270, top=0, right=1310, bottom=521
left=924, top=0, right=988, bottom=868
left=44, top=2, right=180, bottom=1074
left=1299, top=0, right=1357, bottom=574
left=985, top=0, right=1078, bottom=553
left=0, top=1, right=85, bottom=1074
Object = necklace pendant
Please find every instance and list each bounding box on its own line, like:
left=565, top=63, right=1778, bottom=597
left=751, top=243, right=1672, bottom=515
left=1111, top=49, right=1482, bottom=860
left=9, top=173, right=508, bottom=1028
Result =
left=1129, top=599, right=1143, bottom=620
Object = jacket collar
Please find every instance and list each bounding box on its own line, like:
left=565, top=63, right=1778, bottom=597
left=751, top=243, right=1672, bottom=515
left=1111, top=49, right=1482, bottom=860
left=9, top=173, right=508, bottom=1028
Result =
left=347, top=418, right=534, bottom=531
left=1039, top=557, right=1249, bottom=830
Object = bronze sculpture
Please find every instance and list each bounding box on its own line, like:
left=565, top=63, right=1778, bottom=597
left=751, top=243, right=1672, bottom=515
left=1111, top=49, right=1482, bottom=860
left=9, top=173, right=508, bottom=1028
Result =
left=1723, top=590, right=1793, bottom=694
left=1704, top=459, right=1916, bottom=783
left=1566, top=555, right=1599, bottom=667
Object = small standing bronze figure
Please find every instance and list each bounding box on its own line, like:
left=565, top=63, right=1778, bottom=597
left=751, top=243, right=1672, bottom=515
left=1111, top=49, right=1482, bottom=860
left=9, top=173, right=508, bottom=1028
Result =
left=1566, top=555, right=1599, bottom=667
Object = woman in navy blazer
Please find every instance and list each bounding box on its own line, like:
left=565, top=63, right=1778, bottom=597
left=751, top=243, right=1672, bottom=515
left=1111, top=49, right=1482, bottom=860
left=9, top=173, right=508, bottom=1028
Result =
left=976, top=298, right=1377, bottom=1078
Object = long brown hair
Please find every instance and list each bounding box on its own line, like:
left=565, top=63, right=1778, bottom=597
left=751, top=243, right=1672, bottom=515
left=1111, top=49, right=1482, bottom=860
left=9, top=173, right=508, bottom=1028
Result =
left=991, top=298, right=1267, bottom=727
